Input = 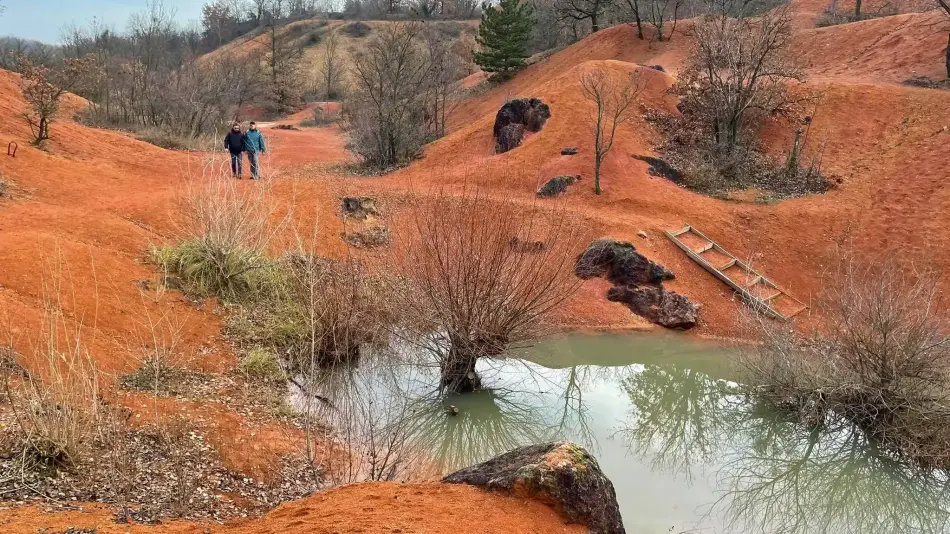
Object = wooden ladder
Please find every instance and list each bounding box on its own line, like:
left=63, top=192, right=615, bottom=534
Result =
left=665, top=224, right=807, bottom=321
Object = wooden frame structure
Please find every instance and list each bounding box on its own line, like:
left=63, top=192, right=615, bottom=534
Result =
left=665, top=224, right=807, bottom=321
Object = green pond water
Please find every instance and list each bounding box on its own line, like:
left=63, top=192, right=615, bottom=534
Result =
left=295, top=333, right=950, bottom=534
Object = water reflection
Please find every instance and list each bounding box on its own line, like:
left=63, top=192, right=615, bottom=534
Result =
left=719, top=412, right=950, bottom=534
left=293, top=334, right=950, bottom=533
left=614, top=357, right=950, bottom=533
left=617, top=364, right=740, bottom=480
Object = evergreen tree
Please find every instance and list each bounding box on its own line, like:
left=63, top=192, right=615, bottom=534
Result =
left=473, top=0, right=535, bottom=77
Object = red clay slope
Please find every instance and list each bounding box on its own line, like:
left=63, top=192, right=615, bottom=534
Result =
left=383, top=17, right=950, bottom=335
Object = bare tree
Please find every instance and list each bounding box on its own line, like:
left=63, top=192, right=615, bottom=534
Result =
left=556, top=0, right=613, bottom=33
left=343, top=22, right=433, bottom=168
left=263, top=0, right=307, bottom=113
left=18, top=56, right=99, bottom=145
left=675, top=1, right=801, bottom=158
left=422, top=26, right=464, bottom=138
left=319, top=26, right=343, bottom=100
left=937, top=0, right=950, bottom=78
left=581, top=70, right=643, bottom=194
left=394, top=187, right=587, bottom=393
left=623, top=0, right=645, bottom=38
left=643, top=0, right=686, bottom=40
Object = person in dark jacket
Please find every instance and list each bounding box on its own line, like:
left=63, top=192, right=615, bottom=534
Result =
left=224, top=123, right=246, bottom=178
left=243, top=122, right=267, bottom=179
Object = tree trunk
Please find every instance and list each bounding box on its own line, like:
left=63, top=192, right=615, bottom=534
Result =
left=946, top=31, right=950, bottom=79
left=594, top=157, right=603, bottom=194
left=854, top=0, right=862, bottom=20
left=440, top=347, right=481, bottom=393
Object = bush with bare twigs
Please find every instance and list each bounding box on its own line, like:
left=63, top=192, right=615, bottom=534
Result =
left=393, top=188, right=588, bottom=393
left=649, top=0, right=828, bottom=198
left=1, top=292, right=102, bottom=469
left=231, top=253, right=394, bottom=375
left=741, top=255, right=950, bottom=469
left=17, top=54, right=99, bottom=145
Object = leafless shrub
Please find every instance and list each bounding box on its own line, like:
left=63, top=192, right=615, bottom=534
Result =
left=740, top=254, right=950, bottom=469
left=1, top=274, right=102, bottom=469
left=392, top=187, right=589, bottom=393
left=274, top=253, right=395, bottom=374
left=343, top=22, right=433, bottom=169
left=580, top=69, right=644, bottom=194
left=293, top=358, right=434, bottom=486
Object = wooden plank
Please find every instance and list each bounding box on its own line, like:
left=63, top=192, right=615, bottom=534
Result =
left=665, top=223, right=807, bottom=321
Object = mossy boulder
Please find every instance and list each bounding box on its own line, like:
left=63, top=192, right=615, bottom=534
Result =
left=443, top=442, right=624, bottom=534
left=537, top=175, right=582, bottom=197
left=575, top=239, right=674, bottom=286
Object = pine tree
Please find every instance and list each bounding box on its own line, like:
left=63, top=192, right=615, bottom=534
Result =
left=473, top=0, right=535, bottom=77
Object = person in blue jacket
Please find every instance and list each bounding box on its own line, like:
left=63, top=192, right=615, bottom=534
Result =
left=243, top=122, right=267, bottom=179
left=223, top=123, right=246, bottom=178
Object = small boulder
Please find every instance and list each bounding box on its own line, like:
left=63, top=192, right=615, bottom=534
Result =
left=443, top=442, right=625, bottom=534
left=342, top=226, right=390, bottom=248
left=341, top=197, right=380, bottom=220
left=561, top=147, right=579, bottom=156
left=637, top=230, right=649, bottom=239
left=607, top=285, right=699, bottom=329
left=495, top=123, right=525, bottom=153
left=575, top=239, right=674, bottom=286
left=537, top=175, right=582, bottom=198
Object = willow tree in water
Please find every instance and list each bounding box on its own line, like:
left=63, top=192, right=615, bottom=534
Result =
left=395, top=187, right=587, bottom=393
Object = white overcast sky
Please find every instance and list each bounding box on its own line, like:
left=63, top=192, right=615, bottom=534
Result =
left=0, top=0, right=205, bottom=43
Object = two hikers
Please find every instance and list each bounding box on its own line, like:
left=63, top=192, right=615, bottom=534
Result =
left=223, top=121, right=267, bottom=179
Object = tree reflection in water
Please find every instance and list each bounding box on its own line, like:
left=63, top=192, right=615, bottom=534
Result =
left=296, top=355, right=612, bottom=476
left=616, top=361, right=950, bottom=533
left=719, top=412, right=950, bottom=534
left=617, top=364, right=741, bottom=480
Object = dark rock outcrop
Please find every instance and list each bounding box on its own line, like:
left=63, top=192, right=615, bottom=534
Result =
left=607, top=285, right=699, bottom=329
left=561, top=147, right=579, bottom=155
left=493, top=98, right=551, bottom=154
left=443, top=442, right=625, bottom=534
left=537, top=175, right=582, bottom=197
left=495, top=123, right=525, bottom=153
left=575, top=239, right=699, bottom=329
left=575, top=239, right=674, bottom=286
left=341, top=197, right=380, bottom=219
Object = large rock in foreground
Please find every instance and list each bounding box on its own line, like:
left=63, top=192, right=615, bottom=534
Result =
left=443, top=442, right=625, bottom=534
left=575, top=239, right=674, bottom=286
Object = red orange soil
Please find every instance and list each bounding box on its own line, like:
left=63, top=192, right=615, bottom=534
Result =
left=2, top=4, right=950, bottom=531
left=0, top=483, right=584, bottom=533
